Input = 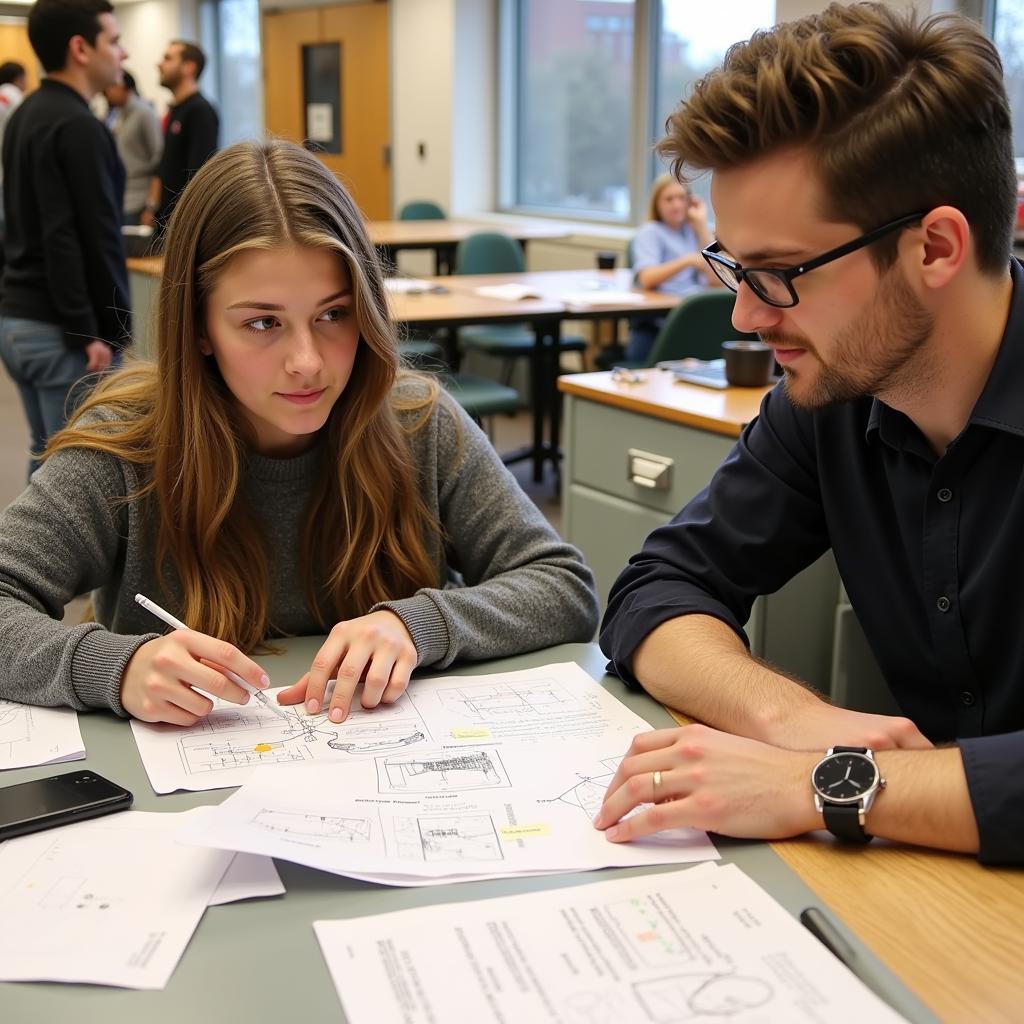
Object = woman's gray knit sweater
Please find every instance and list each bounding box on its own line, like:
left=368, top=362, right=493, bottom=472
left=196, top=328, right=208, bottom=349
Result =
left=0, top=387, right=598, bottom=715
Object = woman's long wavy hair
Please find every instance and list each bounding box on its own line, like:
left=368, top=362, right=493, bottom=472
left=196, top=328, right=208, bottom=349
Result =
left=47, top=139, right=442, bottom=650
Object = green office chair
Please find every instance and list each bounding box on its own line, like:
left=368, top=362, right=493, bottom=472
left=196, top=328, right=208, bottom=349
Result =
left=398, top=200, right=446, bottom=221
left=455, top=232, right=586, bottom=386
left=441, top=372, right=520, bottom=441
left=617, top=289, right=753, bottom=369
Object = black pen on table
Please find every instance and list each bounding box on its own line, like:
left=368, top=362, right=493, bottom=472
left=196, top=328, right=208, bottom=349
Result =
left=800, top=906, right=859, bottom=964
left=134, top=592, right=291, bottom=721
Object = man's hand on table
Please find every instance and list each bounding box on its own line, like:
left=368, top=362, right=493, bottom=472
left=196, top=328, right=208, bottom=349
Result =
left=594, top=724, right=822, bottom=842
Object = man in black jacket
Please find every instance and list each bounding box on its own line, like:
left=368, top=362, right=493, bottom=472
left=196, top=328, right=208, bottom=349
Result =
left=141, top=40, right=218, bottom=237
left=0, top=0, right=130, bottom=476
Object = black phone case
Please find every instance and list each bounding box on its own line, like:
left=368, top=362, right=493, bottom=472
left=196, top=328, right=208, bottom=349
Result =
left=0, top=775, right=133, bottom=841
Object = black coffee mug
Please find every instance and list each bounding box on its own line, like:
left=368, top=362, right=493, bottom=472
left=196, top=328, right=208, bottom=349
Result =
left=595, top=251, right=618, bottom=271
left=722, top=340, right=775, bottom=387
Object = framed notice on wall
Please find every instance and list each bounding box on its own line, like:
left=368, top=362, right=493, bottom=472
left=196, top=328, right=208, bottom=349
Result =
left=302, top=43, right=342, bottom=154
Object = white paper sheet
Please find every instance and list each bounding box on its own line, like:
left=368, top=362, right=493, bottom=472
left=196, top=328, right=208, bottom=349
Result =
left=131, top=663, right=651, bottom=794
left=0, top=809, right=233, bottom=989
left=0, top=699, right=85, bottom=770
left=559, top=289, right=650, bottom=307
left=383, top=277, right=433, bottom=293
left=314, top=863, right=907, bottom=1023
left=177, top=740, right=718, bottom=885
left=208, top=851, right=285, bottom=905
left=473, top=283, right=542, bottom=301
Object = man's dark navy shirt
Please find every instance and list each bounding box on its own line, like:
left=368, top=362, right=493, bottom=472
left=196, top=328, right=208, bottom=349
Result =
left=601, top=260, right=1024, bottom=865
left=155, top=92, right=218, bottom=230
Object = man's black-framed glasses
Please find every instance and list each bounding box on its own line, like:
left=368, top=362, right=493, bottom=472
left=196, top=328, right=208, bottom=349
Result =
left=701, top=210, right=927, bottom=309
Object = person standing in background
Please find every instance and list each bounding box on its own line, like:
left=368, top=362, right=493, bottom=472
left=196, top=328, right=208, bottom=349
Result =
left=0, top=61, right=27, bottom=143
left=140, top=40, right=218, bottom=238
left=104, top=70, right=161, bottom=225
left=0, top=61, right=27, bottom=282
left=0, top=0, right=131, bottom=477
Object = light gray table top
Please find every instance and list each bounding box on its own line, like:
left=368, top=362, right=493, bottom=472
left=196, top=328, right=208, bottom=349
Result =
left=0, top=641, right=935, bottom=1023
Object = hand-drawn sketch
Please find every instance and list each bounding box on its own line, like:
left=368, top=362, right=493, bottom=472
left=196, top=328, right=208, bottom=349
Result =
left=632, top=971, right=774, bottom=1020
left=562, top=991, right=633, bottom=1024
left=177, top=711, right=427, bottom=776
left=376, top=748, right=509, bottom=793
left=251, top=809, right=372, bottom=843
left=393, top=814, right=503, bottom=862
left=539, top=757, right=620, bottom=819
left=436, top=679, right=589, bottom=721
left=0, top=699, right=84, bottom=769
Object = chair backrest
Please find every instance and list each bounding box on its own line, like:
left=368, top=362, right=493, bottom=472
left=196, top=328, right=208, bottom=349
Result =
left=644, top=289, right=755, bottom=365
left=398, top=200, right=446, bottom=221
left=454, top=231, right=525, bottom=275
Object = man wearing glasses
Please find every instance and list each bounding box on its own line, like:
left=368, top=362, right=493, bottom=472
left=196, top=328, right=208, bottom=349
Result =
left=596, top=3, right=1023, bottom=865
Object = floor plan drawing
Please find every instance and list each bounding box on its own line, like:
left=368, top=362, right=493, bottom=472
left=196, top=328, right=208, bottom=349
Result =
left=376, top=748, right=509, bottom=793
left=251, top=810, right=372, bottom=843
left=393, top=814, right=503, bottom=862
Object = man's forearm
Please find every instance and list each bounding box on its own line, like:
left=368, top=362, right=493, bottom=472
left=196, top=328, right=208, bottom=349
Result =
left=868, top=747, right=979, bottom=852
left=631, top=614, right=931, bottom=751
left=632, top=613, right=822, bottom=737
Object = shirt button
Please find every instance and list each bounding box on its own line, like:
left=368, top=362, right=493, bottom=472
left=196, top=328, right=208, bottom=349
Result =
left=937, top=596, right=951, bottom=612
left=937, top=487, right=953, bottom=503
left=960, top=691, right=976, bottom=707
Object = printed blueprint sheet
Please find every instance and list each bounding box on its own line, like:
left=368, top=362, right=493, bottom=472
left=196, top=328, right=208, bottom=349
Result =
left=131, top=663, right=652, bottom=794
left=0, top=699, right=85, bottom=771
left=177, top=739, right=718, bottom=885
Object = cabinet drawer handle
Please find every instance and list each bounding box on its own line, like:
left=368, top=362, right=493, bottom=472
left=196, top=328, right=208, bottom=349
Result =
left=628, top=448, right=673, bottom=491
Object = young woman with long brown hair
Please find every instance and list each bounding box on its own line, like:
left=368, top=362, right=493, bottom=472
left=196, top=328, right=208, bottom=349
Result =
left=0, top=139, right=598, bottom=727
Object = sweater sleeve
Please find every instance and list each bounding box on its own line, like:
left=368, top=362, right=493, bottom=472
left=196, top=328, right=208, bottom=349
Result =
left=372, top=393, right=599, bottom=667
left=0, top=446, right=158, bottom=715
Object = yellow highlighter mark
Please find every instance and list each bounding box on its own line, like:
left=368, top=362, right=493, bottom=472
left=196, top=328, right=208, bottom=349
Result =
left=451, top=727, right=492, bottom=740
left=499, top=824, right=550, bottom=839
left=253, top=743, right=274, bottom=753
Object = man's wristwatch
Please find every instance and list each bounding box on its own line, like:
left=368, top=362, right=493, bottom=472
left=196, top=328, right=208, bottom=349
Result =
left=811, top=746, right=886, bottom=843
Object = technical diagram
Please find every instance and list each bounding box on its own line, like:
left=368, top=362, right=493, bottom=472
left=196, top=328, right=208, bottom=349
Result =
left=540, top=757, right=620, bottom=819
left=251, top=809, right=372, bottom=843
left=393, top=814, right=503, bottom=862
left=0, top=700, right=31, bottom=756
left=436, top=679, right=585, bottom=721
left=376, top=748, right=509, bottom=793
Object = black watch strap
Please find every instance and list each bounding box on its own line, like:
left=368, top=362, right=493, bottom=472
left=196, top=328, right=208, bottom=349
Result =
left=822, top=803, right=872, bottom=843
left=832, top=745, right=867, bottom=754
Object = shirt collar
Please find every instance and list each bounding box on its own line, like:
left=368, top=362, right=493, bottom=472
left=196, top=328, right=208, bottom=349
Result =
left=866, top=259, right=1024, bottom=449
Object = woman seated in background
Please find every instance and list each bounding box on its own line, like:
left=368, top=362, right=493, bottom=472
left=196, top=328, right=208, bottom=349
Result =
left=0, top=139, right=599, bottom=728
left=626, top=173, right=721, bottom=363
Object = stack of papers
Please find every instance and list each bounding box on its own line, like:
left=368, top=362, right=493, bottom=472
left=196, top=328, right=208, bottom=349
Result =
left=130, top=663, right=649, bottom=794
left=0, top=699, right=85, bottom=770
left=0, top=809, right=281, bottom=989
left=177, top=740, right=718, bottom=885
left=473, top=283, right=542, bottom=301
left=315, top=862, right=908, bottom=1023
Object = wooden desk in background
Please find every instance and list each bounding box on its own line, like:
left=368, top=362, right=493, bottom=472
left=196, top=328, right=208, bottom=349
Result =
left=369, top=218, right=570, bottom=275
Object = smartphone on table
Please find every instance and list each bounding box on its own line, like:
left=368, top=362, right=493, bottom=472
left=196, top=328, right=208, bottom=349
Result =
left=0, top=769, right=133, bottom=841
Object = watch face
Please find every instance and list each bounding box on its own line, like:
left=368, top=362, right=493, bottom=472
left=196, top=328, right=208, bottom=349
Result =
left=812, top=753, right=878, bottom=803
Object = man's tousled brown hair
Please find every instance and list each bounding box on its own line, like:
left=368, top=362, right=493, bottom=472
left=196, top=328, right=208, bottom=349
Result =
left=659, top=2, right=1016, bottom=273
left=48, top=139, right=442, bottom=651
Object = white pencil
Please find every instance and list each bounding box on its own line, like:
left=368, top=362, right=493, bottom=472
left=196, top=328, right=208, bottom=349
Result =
left=134, top=593, right=291, bottom=721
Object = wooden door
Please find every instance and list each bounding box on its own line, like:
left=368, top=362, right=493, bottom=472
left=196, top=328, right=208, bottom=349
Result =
left=262, top=3, right=390, bottom=219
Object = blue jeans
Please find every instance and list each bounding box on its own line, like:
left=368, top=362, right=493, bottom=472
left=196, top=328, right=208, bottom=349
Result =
left=0, top=317, right=89, bottom=478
